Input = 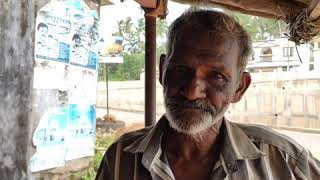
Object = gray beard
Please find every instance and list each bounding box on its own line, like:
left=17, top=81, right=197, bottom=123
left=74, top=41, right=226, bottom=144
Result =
left=165, top=96, right=229, bottom=135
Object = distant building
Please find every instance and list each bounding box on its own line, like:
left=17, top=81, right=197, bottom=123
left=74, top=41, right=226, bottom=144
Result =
left=310, top=38, right=320, bottom=72
left=247, top=37, right=313, bottom=73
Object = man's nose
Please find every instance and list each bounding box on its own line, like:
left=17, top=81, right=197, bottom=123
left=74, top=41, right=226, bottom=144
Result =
left=181, top=77, right=206, bottom=100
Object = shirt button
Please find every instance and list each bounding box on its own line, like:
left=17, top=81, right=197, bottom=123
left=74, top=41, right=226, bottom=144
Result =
left=227, top=163, right=232, bottom=169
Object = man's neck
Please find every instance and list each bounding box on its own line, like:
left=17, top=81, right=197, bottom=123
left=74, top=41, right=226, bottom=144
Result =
left=162, top=118, right=223, bottom=161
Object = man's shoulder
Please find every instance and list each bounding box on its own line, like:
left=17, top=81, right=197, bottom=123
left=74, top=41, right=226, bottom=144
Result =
left=106, top=125, right=154, bottom=152
left=233, top=122, right=304, bottom=157
left=116, top=125, right=154, bottom=144
left=96, top=126, right=154, bottom=179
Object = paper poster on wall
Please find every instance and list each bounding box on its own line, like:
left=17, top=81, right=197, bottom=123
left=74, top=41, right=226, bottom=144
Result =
left=33, top=60, right=70, bottom=90
left=65, top=66, right=97, bottom=161
left=65, top=104, right=96, bottom=160
left=69, top=1, right=99, bottom=69
left=31, top=105, right=68, bottom=172
left=31, top=0, right=99, bottom=172
left=34, top=2, right=71, bottom=63
left=68, top=66, right=97, bottom=105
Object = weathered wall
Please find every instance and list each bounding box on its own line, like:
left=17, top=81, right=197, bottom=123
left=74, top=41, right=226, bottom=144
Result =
left=97, top=75, right=320, bottom=129
left=0, top=0, right=49, bottom=179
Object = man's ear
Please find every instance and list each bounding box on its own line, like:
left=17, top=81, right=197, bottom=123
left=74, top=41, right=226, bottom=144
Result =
left=231, top=72, right=251, bottom=103
left=159, top=54, right=166, bottom=85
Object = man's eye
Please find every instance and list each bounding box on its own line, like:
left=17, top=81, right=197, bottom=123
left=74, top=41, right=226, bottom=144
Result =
left=170, top=66, right=190, bottom=75
left=208, top=72, right=227, bottom=85
left=166, top=66, right=192, bottom=84
left=176, top=67, right=188, bottom=73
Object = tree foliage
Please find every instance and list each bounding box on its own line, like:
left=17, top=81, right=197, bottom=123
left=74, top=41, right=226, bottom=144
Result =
left=99, top=17, right=168, bottom=81
left=108, top=53, right=144, bottom=81
left=156, top=19, right=168, bottom=62
left=99, top=13, right=286, bottom=81
left=112, top=17, right=144, bottom=53
left=231, top=12, right=287, bottom=41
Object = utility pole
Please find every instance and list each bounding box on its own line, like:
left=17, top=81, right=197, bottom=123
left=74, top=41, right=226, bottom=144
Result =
left=138, top=0, right=168, bottom=126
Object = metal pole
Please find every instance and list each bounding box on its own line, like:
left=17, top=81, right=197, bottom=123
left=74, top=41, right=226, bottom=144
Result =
left=97, top=0, right=101, bottom=17
left=145, top=15, right=157, bottom=126
left=97, top=0, right=109, bottom=116
left=105, top=63, right=109, bottom=116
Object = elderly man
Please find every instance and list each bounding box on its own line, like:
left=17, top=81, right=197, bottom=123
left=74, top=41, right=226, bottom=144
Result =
left=96, top=9, right=320, bottom=180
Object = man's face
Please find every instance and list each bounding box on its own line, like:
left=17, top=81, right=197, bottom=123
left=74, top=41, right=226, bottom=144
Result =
left=39, top=26, right=48, bottom=35
left=38, top=27, right=48, bottom=43
left=162, top=28, right=245, bottom=134
left=73, top=37, right=81, bottom=47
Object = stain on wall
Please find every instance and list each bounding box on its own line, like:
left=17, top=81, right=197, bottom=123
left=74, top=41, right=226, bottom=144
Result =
left=0, top=0, right=50, bottom=179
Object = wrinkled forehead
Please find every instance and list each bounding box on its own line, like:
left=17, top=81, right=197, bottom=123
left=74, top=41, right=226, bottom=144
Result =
left=169, top=27, right=239, bottom=59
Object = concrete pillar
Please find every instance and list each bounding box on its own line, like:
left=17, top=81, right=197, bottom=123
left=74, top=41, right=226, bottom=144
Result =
left=313, top=49, right=320, bottom=72
left=0, top=0, right=49, bottom=179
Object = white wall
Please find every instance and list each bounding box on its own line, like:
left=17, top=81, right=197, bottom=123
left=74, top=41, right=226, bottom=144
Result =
left=249, top=38, right=311, bottom=72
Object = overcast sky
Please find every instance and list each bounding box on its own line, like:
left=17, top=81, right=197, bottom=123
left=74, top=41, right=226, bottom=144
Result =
left=99, top=1, right=189, bottom=38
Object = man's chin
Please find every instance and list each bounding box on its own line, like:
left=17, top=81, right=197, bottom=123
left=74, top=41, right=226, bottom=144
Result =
left=165, top=105, right=229, bottom=135
left=166, top=109, right=214, bottom=135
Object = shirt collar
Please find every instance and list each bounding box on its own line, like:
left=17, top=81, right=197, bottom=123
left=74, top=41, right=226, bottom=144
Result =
left=123, top=115, right=168, bottom=170
left=222, top=119, right=265, bottom=160
left=220, top=119, right=265, bottom=173
left=123, top=115, right=264, bottom=171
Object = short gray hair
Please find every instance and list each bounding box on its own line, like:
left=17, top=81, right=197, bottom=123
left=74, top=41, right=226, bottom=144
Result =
left=167, top=8, right=252, bottom=71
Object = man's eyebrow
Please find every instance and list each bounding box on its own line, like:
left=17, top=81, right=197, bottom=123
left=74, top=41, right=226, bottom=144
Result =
left=207, top=64, right=232, bottom=79
left=177, top=44, right=227, bottom=57
left=167, top=62, right=189, bottom=67
left=196, top=51, right=223, bottom=58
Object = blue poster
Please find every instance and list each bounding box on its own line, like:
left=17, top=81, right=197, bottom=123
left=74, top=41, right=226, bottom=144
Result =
left=31, top=107, right=68, bottom=172
left=69, top=0, right=99, bottom=69
left=35, top=0, right=99, bottom=69
left=68, top=104, right=95, bottom=139
left=35, top=8, right=72, bottom=63
left=31, top=0, right=99, bottom=172
left=66, top=104, right=96, bottom=160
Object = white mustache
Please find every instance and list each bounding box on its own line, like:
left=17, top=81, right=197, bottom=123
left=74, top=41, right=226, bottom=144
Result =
left=165, top=97, right=216, bottom=114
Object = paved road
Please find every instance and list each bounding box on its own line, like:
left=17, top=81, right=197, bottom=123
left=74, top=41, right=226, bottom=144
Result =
left=278, top=130, right=320, bottom=160
left=96, top=108, right=160, bottom=126
left=97, top=108, right=320, bottom=160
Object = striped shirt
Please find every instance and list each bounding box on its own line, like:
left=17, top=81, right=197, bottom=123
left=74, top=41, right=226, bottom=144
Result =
left=96, top=115, right=320, bottom=180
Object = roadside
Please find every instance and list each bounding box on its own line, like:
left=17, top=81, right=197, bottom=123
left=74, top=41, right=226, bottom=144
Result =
left=96, top=108, right=320, bottom=160
left=96, top=107, right=161, bottom=127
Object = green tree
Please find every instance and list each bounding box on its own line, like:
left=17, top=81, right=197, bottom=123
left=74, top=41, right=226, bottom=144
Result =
left=231, top=12, right=287, bottom=41
left=109, top=53, right=144, bottom=81
left=112, top=17, right=168, bottom=54
left=99, top=17, right=169, bottom=81
left=156, top=19, right=168, bottom=61
left=112, top=17, right=143, bottom=53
